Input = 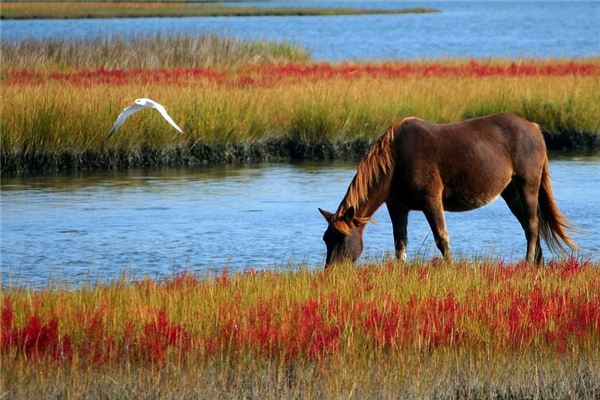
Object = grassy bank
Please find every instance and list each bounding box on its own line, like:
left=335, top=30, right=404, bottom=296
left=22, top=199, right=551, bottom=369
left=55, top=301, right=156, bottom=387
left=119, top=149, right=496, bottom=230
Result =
left=2, top=258, right=600, bottom=399
left=1, top=37, right=599, bottom=173
left=2, top=61, right=600, bottom=173
left=0, top=2, right=439, bottom=19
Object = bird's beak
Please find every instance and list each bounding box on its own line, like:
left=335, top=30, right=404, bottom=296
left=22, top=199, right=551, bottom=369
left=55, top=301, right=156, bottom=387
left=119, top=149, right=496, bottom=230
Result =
left=130, top=101, right=136, bottom=106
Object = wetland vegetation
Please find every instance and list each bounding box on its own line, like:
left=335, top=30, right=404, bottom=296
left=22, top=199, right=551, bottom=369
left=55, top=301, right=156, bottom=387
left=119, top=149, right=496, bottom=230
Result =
left=2, top=13, right=599, bottom=398
left=1, top=36, right=599, bottom=173
left=2, top=258, right=599, bottom=399
left=0, top=2, right=439, bottom=20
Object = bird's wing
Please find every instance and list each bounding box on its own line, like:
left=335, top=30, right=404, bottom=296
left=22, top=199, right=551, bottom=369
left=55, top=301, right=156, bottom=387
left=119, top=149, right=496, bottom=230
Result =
left=153, top=103, right=184, bottom=134
left=106, top=104, right=145, bottom=138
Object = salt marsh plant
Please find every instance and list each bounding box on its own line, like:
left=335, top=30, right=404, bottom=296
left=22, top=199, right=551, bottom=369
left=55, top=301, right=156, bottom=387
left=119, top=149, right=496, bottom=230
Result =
left=2, top=52, right=600, bottom=172
left=1, top=258, right=599, bottom=399
left=0, top=35, right=311, bottom=71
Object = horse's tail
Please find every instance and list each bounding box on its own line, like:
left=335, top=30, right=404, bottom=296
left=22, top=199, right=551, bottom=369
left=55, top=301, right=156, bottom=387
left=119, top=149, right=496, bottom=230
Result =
left=538, top=157, right=578, bottom=253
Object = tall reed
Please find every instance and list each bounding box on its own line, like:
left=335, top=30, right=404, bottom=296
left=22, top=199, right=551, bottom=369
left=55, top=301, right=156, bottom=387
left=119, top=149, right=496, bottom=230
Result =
left=0, top=35, right=311, bottom=71
left=2, top=73, right=599, bottom=149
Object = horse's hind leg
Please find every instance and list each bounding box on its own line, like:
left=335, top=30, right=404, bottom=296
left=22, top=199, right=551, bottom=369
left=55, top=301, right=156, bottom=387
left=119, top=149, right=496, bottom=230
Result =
left=501, top=181, right=542, bottom=264
left=386, top=203, right=409, bottom=262
left=422, top=196, right=451, bottom=260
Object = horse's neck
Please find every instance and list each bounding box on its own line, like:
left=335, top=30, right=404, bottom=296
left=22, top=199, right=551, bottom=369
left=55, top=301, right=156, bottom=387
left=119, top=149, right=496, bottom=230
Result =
left=336, top=125, right=396, bottom=219
left=337, top=170, right=392, bottom=219
left=358, top=174, right=391, bottom=218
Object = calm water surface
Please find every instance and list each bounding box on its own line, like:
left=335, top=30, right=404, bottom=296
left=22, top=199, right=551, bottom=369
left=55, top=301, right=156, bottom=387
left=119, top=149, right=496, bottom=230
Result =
left=2, top=157, right=599, bottom=287
left=1, top=1, right=598, bottom=60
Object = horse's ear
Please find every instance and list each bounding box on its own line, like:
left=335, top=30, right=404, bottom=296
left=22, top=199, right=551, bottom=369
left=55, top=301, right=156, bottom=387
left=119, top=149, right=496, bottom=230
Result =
left=343, top=206, right=355, bottom=223
left=319, top=208, right=334, bottom=221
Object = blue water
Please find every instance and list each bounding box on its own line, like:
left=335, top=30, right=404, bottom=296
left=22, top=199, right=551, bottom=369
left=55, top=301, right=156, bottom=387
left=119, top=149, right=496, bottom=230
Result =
left=1, top=1, right=598, bottom=60
left=2, top=157, right=599, bottom=288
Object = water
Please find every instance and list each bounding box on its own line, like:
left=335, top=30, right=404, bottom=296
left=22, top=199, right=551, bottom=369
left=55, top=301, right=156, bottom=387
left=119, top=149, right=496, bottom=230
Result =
left=1, top=1, right=599, bottom=60
left=2, top=156, right=599, bottom=287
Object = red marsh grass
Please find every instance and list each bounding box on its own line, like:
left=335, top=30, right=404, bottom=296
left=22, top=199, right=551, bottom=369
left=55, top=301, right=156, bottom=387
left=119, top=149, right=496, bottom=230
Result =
left=1, top=258, right=599, bottom=398
left=5, top=59, right=599, bottom=86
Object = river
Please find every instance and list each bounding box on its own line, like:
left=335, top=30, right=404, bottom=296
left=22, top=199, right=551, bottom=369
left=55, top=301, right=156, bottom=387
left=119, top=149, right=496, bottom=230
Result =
left=2, top=156, right=598, bottom=287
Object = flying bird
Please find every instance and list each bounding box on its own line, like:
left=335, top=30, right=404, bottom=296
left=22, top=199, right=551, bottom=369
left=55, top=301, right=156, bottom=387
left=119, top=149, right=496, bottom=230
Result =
left=107, top=98, right=184, bottom=138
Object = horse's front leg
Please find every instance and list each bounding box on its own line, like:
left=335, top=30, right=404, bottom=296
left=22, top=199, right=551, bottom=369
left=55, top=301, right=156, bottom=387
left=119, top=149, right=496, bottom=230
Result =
left=422, top=196, right=451, bottom=260
left=386, top=203, right=409, bottom=262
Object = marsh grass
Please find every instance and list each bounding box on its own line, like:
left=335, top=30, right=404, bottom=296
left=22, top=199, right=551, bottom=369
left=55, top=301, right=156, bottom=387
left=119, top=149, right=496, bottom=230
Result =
left=0, top=35, right=311, bottom=70
left=2, top=72, right=599, bottom=172
left=0, top=2, right=439, bottom=19
left=2, top=45, right=599, bottom=172
left=2, top=258, right=600, bottom=399
left=4, top=355, right=599, bottom=399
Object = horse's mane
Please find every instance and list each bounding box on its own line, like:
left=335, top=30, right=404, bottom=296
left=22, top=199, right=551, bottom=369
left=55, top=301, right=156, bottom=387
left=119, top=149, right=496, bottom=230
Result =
left=336, top=123, right=397, bottom=218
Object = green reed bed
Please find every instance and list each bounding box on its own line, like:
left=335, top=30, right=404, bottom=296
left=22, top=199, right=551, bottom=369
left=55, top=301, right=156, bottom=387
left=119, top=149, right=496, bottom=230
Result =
left=2, top=258, right=600, bottom=399
left=0, top=2, right=439, bottom=19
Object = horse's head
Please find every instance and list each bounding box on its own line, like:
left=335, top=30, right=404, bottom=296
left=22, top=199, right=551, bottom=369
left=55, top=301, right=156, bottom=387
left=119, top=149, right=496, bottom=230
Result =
left=318, top=206, right=367, bottom=268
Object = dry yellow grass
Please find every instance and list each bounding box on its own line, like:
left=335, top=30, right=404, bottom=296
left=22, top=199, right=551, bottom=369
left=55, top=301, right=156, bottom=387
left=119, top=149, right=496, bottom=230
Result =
left=0, top=35, right=311, bottom=71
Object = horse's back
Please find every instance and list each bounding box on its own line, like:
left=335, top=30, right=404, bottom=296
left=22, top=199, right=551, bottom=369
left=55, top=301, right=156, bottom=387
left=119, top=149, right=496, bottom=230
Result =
left=391, top=113, right=546, bottom=211
left=396, top=113, right=542, bottom=148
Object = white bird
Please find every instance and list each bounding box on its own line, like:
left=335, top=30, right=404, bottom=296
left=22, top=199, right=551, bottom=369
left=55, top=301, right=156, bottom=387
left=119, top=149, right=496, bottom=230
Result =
left=107, top=98, right=184, bottom=138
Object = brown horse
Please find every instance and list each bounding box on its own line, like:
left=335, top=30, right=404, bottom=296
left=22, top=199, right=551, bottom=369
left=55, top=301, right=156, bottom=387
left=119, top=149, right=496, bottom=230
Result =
left=319, top=113, right=577, bottom=267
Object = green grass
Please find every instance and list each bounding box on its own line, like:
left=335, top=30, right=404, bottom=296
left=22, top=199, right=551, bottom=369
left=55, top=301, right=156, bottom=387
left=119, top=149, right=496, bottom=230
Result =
left=0, top=2, right=439, bottom=19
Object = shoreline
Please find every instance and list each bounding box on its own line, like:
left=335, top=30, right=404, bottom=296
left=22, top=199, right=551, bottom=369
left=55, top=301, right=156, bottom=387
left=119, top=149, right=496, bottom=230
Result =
left=2, top=132, right=598, bottom=175
left=0, top=3, right=439, bottom=19
left=2, top=40, right=598, bottom=176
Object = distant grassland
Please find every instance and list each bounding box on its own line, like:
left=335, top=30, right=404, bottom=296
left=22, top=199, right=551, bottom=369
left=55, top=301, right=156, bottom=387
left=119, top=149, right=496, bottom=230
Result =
left=1, top=36, right=599, bottom=173
left=0, top=2, right=439, bottom=19
left=2, top=258, right=600, bottom=399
